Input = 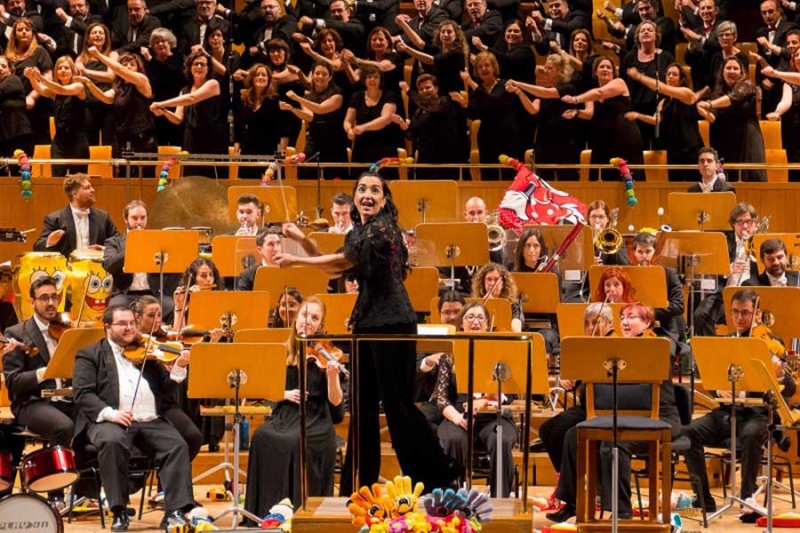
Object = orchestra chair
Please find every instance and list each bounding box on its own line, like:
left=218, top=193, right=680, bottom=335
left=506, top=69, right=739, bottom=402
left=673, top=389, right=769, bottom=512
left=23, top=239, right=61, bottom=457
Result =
left=88, top=145, right=113, bottom=178
left=675, top=43, right=687, bottom=67
left=285, top=146, right=299, bottom=181
left=698, top=120, right=710, bottom=147
left=643, top=150, right=668, bottom=182
left=683, top=65, right=693, bottom=90
left=580, top=149, right=591, bottom=182
left=766, top=149, right=789, bottom=183
left=749, top=63, right=757, bottom=86
left=228, top=146, right=239, bottom=180
left=32, top=145, right=52, bottom=178
left=760, top=120, right=782, bottom=150
left=296, top=120, right=306, bottom=154
left=469, top=119, right=482, bottom=181
left=157, top=146, right=182, bottom=179
left=49, top=117, right=56, bottom=140
left=397, top=147, right=409, bottom=180
left=739, top=42, right=758, bottom=59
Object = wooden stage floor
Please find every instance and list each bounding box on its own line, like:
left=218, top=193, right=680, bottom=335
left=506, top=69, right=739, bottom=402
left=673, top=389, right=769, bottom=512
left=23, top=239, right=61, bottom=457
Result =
left=41, top=484, right=798, bottom=532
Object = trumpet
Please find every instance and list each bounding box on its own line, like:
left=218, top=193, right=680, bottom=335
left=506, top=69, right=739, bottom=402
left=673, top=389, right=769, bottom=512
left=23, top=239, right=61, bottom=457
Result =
left=485, top=211, right=506, bottom=252
left=594, top=208, right=623, bottom=255
left=742, top=215, right=771, bottom=262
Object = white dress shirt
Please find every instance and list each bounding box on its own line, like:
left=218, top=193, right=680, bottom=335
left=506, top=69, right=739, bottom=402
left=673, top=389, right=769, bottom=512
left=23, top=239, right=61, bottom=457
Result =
left=97, top=339, right=159, bottom=423
left=70, top=205, right=91, bottom=250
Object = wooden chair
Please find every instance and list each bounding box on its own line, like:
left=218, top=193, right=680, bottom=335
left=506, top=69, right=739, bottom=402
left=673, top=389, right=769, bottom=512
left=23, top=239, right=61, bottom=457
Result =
left=88, top=145, right=113, bottom=178
left=579, top=149, right=591, bottom=181
left=32, top=144, right=52, bottom=178
left=766, top=148, right=788, bottom=183
left=698, top=120, right=710, bottom=146
left=760, top=120, right=782, bottom=150
left=643, top=150, right=668, bottom=182
left=468, top=119, right=481, bottom=181
left=675, top=43, right=688, bottom=66
left=228, top=146, right=238, bottom=180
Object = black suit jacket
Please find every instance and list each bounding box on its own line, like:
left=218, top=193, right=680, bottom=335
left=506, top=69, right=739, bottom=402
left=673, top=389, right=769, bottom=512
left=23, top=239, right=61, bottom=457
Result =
left=72, top=338, right=176, bottom=437
left=110, top=12, right=161, bottom=53
left=2, top=319, right=56, bottom=415
left=656, top=266, right=686, bottom=339
left=463, top=10, right=504, bottom=52
left=687, top=181, right=736, bottom=193
left=33, top=205, right=120, bottom=257
left=235, top=264, right=258, bottom=291
left=742, top=271, right=799, bottom=287
left=399, top=7, right=448, bottom=48
left=102, top=233, right=181, bottom=298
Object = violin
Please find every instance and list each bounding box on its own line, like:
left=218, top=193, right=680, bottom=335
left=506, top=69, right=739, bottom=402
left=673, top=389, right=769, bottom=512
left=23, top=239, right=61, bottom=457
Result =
left=123, top=334, right=184, bottom=365
left=176, top=328, right=234, bottom=345
left=0, top=336, right=39, bottom=356
left=305, top=341, right=349, bottom=377
left=46, top=312, right=102, bottom=341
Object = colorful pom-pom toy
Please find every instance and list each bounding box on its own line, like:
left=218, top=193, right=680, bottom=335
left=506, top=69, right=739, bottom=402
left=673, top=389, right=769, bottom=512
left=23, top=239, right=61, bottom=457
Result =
left=14, top=149, right=32, bottom=199
left=610, top=157, right=637, bottom=207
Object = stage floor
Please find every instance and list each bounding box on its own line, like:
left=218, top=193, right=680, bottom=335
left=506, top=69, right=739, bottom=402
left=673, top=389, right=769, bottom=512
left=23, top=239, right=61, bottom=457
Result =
left=45, top=484, right=798, bottom=532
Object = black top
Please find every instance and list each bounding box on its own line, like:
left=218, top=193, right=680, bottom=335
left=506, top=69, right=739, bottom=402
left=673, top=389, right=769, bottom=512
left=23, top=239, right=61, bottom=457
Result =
left=0, top=74, right=31, bottom=140
left=343, top=208, right=416, bottom=329
left=657, top=96, right=703, bottom=155
left=184, top=85, right=226, bottom=130
left=406, top=94, right=464, bottom=164
left=535, top=82, right=578, bottom=145
left=83, top=58, right=114, bottom=105
left=53, top=94, right=86, bottom=138
left=348, top=89, right=402, bottom=152
left=622, top=50, right=674, bottom=116
left=12, top=48, right=53, bottom=95
left=431, top=49, right=466, bottom=95
left=115, top=83, right=155, bottom=134
left=145, top=53, right=185, bottom=104
left=305, top=96, right=348, bottom=162
left=492, top=43, right=537, bottom=84
left=235, top=96, right=287, bottom=154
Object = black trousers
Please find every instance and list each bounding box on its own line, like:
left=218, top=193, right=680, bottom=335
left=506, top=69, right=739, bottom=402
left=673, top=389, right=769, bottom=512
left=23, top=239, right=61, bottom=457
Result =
left=683, top=407, right=768, bottom=501
left=340, top=322, right=461, bottom=495
left=539, top=405, right=586, bottom=472
left=16, top=399, right=75, bottom=447
left=163, top=406, right=203, bottom=461
left=0, top=425, right=26, bottom=498
left=85, top=418, right=193, bottom=513
left=693, top=291, right=726, bottom=337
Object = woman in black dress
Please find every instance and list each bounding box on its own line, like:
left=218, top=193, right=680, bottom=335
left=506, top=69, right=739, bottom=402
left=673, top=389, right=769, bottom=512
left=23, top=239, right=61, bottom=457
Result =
left=561, top=28, right=599, bottom=94
left=151, top=51, right=228, bottom=179
left=244, top=297, right=344, bottom=520
left=25, top=57, right=88, bottom=177
left=395, top=20, right=468, bottom=97
left=285, top=62, right=348, bottom=180
left=763, top=50, right=800, bottom=181
left=80, top=49, right=157, bottom=178
left=563, top=57, right=644, bottom=181
left=297, top=28, right=351, bottom=101
left=626, top=63, right=703, bottom=181
left=76, top=22, right=116, bottom=146
left=262, top=39, right=305, bottom=150
left=0, top=55, right=33, bottom=168
left=507, top=53, right=582, bottom=181
left=343, top=66, right=401, bottom=178
left=142, top=28, right=184, bottom=146
left=235, top=63, right=290, bottom=178
left=275, top=172, right=462, bottom=494
left=202, top=26, right=241, bottom=140
left=7, top=18, right=53, bottom=146
left=343, top=26, right=405, bottom=116
left=696, top=56, right=766, bottom=182
left=706, top=21, right=749, bottom=96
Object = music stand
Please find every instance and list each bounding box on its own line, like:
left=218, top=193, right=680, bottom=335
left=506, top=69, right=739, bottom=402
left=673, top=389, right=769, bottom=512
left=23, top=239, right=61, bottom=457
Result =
left=528, top=225, right=594, bottom=282
left=692, top=337, right=781, bottom=522
left=560, top=336, right=672, bottom=531
left=233, top=328, right=293, bottom=343
left=307, top=232, right=345, bottom=255
left=388, top=180, right=459, bottom=229
left=42, top=328, right=106, bottom=381
left=752, top=233, right=800, bottom=274
left=227, top=186, right=297, bottom=224
left=413, top=223, right=488, bottom=289
left=188, top=343, right=287, bottom=528
left=722, top=287, right=800, bottom=341
left=667, top=192, right=736, bottom=231
left=404, top=267, right=440, bottom=314
left=253, top=267, right=330, bottom=307
left=124, top=230, right=200, bottom=313
left=188, top=291, right=271, bottom=331
left=588, top=266, right=668, bottom=308
left=313, top=293, right=356, bottom=335
left=211, top=235, right=258, bottom=278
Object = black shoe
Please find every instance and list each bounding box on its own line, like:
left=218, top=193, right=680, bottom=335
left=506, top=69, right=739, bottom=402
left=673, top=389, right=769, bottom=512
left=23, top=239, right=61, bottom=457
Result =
left=692, top=495, right=717, bottom=513
left=208, top=443, right=220, bottom=453
left=160, top=510, right=188, bottom=531
left=111, top=510, right=130, bottom=531
left=546, top=505, right=576, bottom=523
left=739, top=511, right=760, bottom=524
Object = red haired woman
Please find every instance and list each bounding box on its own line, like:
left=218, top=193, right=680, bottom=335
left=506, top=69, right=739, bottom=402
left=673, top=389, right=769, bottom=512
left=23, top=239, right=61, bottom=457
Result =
left=593, top=266, right=636, bottom=303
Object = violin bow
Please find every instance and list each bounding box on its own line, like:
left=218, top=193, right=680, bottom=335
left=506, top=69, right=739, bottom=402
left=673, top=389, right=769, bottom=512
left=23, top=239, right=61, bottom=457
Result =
left=591, top=293, right=612, bottom=337
left=128, top=313, right=161, bottom=417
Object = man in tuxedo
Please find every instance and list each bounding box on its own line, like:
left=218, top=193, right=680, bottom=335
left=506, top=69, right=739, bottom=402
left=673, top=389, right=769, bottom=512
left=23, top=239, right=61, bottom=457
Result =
left=73, top=305, right=194, bottom=531
left=298, top=0, right=365, bottom=56
left=235, top=230, right=282, bottom=291
left=110, top=0, right=160, bottom=53
left=394, top=0, right=447, bottom=48
left=102, top=200, right=179, bottom=320
left=743, top=238, right=799, bottom=287
left=241, top=0, right=297, bottom=68
left=681, top=0, right=721, bottom=91
left=687, top=147, right=737, bottom=193
left=463, top=0, right=503, bottom=52
left=52, top=0, right=102, bottom=58
left=149, top=0, right=229, bottom=55
left=34, top=174, right=120, bottom=257
left=2, top=277, right=76, bottom=451
left=529, top=0, right=589, bottom=56
left=756, top=0, right=800, bottom=118
left=602, top=0, right=675, bottom=56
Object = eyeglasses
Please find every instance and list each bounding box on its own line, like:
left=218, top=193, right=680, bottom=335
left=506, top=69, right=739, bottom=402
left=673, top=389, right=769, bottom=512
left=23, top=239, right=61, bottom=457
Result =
left=589, top=214, right=608, bottom=220
left=620, top=315, right=641, bottom=322
left=734, top=218, right=754, bottom=227
left=731, top=309, right=753, bottom=318
left=34, top=294, right=59, bottom=303
left=111, top=322, right=137, bottom=329
left=192, top=62, right=208, bottom=68
left=463, top=315, right=487, bottom=323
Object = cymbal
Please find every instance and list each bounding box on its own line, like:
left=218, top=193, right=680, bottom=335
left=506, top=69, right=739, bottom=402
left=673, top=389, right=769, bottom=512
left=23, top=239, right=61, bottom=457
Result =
left=149, top=177, right=238, bottom=237
left=13, top=428, right=42, bottom=438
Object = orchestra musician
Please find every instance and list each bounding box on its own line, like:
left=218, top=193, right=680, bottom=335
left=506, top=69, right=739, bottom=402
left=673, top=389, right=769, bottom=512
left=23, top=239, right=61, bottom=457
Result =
left=329, top=192, right=354, bottom=234
left=271, top=287, right=304, bottom=328
left=33, top=174, right=120, bottom=257
left=102, top=200, right=180, bottom=321
left=232, top=193, right=263, bottom=237
left=742, top=238, right=799, bottom=287
left=682, top=288, right=796, bottom=516
left=274, top=172, right=462, bottom=494
left=244, top=297, right=344, bottom=522
left=0, top=338, right=26, bottom=500
left=235, top=229, right=282, bottom=291
left=547, top=302, right=680, bottom=522
left=471, top=262, right=523, bottom=332
left=687, top=147, right=737, bottom=193
left=693, top=202, right=761, bottom=336
left=72, top=304, right=196, bottom=531
left=593, top=266, right=636, bottom=303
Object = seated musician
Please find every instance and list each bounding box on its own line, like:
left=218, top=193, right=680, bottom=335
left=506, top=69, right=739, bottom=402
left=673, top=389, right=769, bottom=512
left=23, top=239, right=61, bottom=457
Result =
left=72, top=305, right=196, bottom=531
left=471, top=263, right=523, bottom=332
left=683, top=288, right=796, bottom=518
left=547, top=302, right=681, bottom=522
left=447, top=196, right=501, bottom=293
left=433, top=302, right=518, bottom=497
left=687, top=147, right=736, bottom=193
left=33, top=174, right=119, bottom=256
left=244, top=297, right=344, bottom=522
left=236, top=230, right=282, bottom=291
left=693, top=202, right=761, bottom=336
left=631, top=232, right=687, bottom=340
left=0, top=339, right=26, bottom=499
left=2, top=276, right=76, bottom=504
left=329, top=192, right=354, bottom=234
left=593, top=266, right=636, bottom=303
left=102, top=200, right=179, bottom=321
left=131, top=296, right=202, bottom=461
left=271, top=287, right=304, bottom=328
left=538, top=303, right=614, bottom=507
left=232, top=194, right=263, bottom=237
left=743, top=238, right=799, bottom=287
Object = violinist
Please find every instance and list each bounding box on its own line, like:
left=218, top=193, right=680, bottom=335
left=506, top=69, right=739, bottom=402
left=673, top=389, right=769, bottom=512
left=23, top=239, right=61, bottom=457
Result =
left=2, top=276, right=76, bottom=505
left=0, top=339, right=25, bottom=500
left=244, top=297, right=344, bottom=522
left=131, top=296, right=202, bottom=461
left=743, top=238, right=799, bottom=287
left=72, top=305, right=196, bottom=531
left=683, top=288, right=796, bottom=518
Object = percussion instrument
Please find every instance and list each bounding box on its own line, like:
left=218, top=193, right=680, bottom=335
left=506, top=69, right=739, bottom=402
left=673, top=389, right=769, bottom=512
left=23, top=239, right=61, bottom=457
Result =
left=13, top=252, right=67, bottom=320
left=20, top=446, right=78, bottom=493
left=0, top=451, right=12, bottom=492
left=68, top=249, right=112, bottom=321
left=0, top=493, right=63, bottom=533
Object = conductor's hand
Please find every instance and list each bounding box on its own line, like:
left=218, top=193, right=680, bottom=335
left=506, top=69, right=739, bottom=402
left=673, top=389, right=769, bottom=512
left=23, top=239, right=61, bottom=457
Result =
left=113, top=410, right=134, bottom=427
left=273, top=253, right=297, bottom=267
left=281, top=222, right=305, bottom=242
left=46, top=229, right=66, bottom=248
left=452, top=412, right=468, bottom=430
left=283, top=389, right=309, bottom=404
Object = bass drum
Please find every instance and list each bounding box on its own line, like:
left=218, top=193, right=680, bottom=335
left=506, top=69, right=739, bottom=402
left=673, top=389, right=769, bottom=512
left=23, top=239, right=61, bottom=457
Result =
left=0, top=493, right=63, bottom=533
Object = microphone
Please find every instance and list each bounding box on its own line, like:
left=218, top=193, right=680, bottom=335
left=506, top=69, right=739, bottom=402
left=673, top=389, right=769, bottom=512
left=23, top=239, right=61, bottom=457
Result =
left=312, top=343, right=350, bottom=377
